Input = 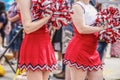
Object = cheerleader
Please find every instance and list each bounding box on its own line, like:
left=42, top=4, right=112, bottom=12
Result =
left=16, top=0, right=57, bottom=80
left=63, top=0, right=107, bottom=80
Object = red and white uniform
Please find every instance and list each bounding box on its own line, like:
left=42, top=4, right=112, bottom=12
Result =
left=63, top=1, right=103, bottom=71
left=18, top=0, right=57, bottom=71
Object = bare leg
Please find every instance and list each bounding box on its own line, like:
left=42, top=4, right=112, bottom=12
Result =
left=27, top=69, right=43, bottom=80
left=13, top=51, right=19, bottom=59
left=87, top=69, right=103, bottom=80
left=43, top=70, right=50, bottom=80
left=102, top=52, right=107, bottom=64
left=69, top=66, right=87, bottom=80
left=58, top=51, right=62, bottom=61
left=57, top=51, right=62, bottom=69
left=65, top=65, right=71, bottom=80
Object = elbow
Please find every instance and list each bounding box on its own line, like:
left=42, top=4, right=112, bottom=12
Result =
left=22, top=20, right=34, bottom=34
left=22, top=20, right=33, bottom=34
left=23, top=24, right=31, bottom=34
left=78, top=28, right=86, bottom=34
left=75, top=23, right=86, bottom=34
left=23, top=27, right=31, bottom=34
left=24, top=30, right=31, bottom=34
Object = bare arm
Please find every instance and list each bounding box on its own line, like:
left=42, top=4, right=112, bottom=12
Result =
left=0, top=22, right=3, bottom=29
left=7, top=14, right=20, bottom=23
left=71, top=4, right=105, bottom=34
left=16, top=0, right=51, bottom=34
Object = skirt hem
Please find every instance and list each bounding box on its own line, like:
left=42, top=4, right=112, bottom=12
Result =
left=63, top=59, right=103, bottom=71
left=18, top=63, right=56, bottom=71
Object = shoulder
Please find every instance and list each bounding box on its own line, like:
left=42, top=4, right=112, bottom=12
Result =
left=72, top=2, right=85, bottom=14
left=73, top=2, right=82, bottom=9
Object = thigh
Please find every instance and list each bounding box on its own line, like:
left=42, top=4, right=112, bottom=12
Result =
left=26, top=70, right=43, bottom=80
left=87, top=69, right=103, bottom=80
left=43, top=70, right=50, bottom=80
left=65, top=66, right=71, bottom=80
left=69, top=66, right=87, bottom=80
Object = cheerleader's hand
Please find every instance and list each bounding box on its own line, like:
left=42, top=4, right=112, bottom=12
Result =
left=43, top=9, right=53, bottom=19
left=43, top=13, right=52, bottom=20
left=102, top=23, right=109, bottom=30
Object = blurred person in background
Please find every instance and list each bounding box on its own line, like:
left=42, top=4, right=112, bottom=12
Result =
left=0, top=1, right=8, bottom=45
left=52, top=27, right=63, bottom=70
left=7, top=0, right=23, bottom=64
left=0, top=1, right=8, bottom=65
left=53, top=23, right=74, bottom=79
left=53, top=0, right=74, bottom=79
left=96, top=2, right=108, bottom=65
left=110, top=40, right=120, bottom=58
left=90, top=0, right=96, bottom=6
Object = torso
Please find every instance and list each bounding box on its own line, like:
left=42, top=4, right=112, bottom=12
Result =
left=63, top=1, right=102, bottom=71
left=23, top=0, right=49, bottom=36
left=69, top=1, right=99, bottom=55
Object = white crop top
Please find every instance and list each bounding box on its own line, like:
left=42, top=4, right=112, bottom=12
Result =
left=76, top=1, right=97, bottom=26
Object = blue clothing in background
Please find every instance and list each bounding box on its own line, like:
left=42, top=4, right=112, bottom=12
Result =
left=97, top=41, right=107, bottom=60
left=90, top=0, right=96, bottom=6
left=0, top=16, right=5, bottom=23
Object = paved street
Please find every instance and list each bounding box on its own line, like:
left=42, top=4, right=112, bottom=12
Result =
left=0, top=44, right=120, bottom=80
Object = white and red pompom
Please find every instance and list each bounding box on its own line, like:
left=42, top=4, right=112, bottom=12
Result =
left=31, top=0, right=72, bottom=28
left=99, top=27, right=120, bottom=43
left=95, top=7, right=120, bottom=43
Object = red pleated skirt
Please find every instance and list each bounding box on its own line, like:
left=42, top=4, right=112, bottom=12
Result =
left=63, top=32, right=103, bottom=71
left=18, top=26, right=57, bottom=71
